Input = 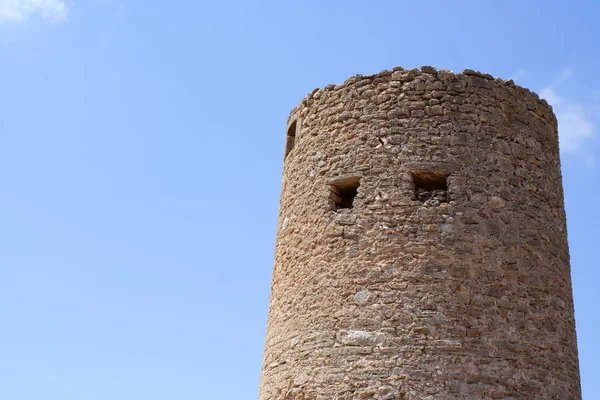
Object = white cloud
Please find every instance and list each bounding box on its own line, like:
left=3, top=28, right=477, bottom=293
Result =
left=0, top=0, right=67, bottom=22
left=586, top=157, right=596, bottom=169
left=509, top=68, right=528, bottom=83
left=557, top=67, right=573, bottom=83
left=540, top=85, right=595, bottom=155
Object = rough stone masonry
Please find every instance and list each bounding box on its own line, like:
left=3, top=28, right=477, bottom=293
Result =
left=259, top=66, right=581, bottom=400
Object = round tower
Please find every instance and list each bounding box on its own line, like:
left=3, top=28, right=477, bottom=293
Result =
left=260, top=66, right=581, bottom=400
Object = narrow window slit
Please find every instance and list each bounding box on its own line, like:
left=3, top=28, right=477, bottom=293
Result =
left=411, top=171, right=448, bottom=205
left=284, top=120, right=297, bottom=159
left=329, top=177, right=360, bottom=210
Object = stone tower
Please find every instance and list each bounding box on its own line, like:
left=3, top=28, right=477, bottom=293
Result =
left=259, top=66, right=581, bottom=400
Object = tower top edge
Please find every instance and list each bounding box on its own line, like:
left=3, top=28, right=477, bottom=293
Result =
left=288, top=66, right=552, bottom=121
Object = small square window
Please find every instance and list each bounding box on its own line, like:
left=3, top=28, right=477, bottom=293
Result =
left=411, top=171, right=448, bottom=204
left=329, top=177, right=360, bottom=210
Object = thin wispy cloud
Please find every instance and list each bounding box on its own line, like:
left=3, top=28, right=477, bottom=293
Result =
left=509, top=68, right=528, bottom=83
left=0, top=0, right=67, bottom=22
left=540, top=70, right=596, bottom=159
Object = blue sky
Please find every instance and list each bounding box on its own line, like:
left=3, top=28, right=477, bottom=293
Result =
left=0, top=1, right=598, bottom=398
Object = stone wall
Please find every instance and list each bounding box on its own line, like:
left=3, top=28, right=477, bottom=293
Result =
left=259, top=66, right=581, bottom=400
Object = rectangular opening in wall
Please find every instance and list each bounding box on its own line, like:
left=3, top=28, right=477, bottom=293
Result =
left=411, top=170, right=448, bottom=204
left=329, top=177, right=360, bottom=210
left=284, top=120, right=297, bottom=159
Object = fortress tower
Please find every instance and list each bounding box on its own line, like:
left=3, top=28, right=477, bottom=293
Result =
left=259, top=66, right=581, bottom=400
